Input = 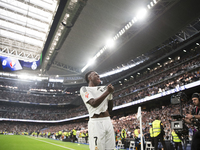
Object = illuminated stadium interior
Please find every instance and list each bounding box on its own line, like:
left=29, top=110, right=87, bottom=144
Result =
left=0, top=0, right=200, bottom=149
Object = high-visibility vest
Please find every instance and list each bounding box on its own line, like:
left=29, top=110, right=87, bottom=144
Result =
left=150, top=128, right=154, bottom=137
left=152, top=120, right=161, bottom=137
left=172, top=131, right=181, bottom=142
left=64, top=132, right=67, bottom=136
left=72, top=129, right=76, bottom=135
left=121, top=129, right=127, bottom=138
left=59, top=131, right=62, bottom=135
left=81, top=133, right=85, bottom=137
left=134, top=129, right=139, bottom=138
left=79, top=133, right=81, bottom=137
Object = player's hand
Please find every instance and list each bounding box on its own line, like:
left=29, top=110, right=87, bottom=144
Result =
left=107, top=84, right=114, bottom=93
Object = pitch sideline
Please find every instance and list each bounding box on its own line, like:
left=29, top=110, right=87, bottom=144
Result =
left=26, top=136, right=75, bottom=150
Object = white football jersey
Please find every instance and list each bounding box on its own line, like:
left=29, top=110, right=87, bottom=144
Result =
left=80, top=86, right=113, bottom=118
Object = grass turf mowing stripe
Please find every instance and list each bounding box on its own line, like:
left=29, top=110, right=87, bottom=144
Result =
left=27, top=136, right=90, bottom=150
left=0, top=135, right=90, bottom=150
left=27, top=136, right=75, bottom=150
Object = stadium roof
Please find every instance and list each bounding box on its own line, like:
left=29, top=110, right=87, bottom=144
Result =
left=1, top=0, right=200, bottom=85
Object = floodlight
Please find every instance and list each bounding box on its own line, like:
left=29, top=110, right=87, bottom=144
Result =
left=153, top=0, right=157, bottom=4
left=136, top=8, right=147, bottom=20
left=106, top=39, right=114, bottom=48
left=133, top=17, right=137, bottom=22
left=87, top=58, right=96, bottom=66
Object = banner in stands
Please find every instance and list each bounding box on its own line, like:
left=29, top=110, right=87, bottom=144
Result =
left=0, top=56, right=40, bottom=71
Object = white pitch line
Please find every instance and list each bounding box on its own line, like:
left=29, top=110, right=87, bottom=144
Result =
left=27, top=136, right=75, bottom=150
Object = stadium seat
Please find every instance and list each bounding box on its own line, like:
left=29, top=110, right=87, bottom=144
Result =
left=78, top=137, right=85, bottom=143
left=129, top=141, right=135, bottom=150
left=117, top=139, right=124, bottom=149
left=145, top=141, right=154, bottom=150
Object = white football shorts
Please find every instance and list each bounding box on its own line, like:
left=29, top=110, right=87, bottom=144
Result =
left=88, top=117, right=115, bottom=150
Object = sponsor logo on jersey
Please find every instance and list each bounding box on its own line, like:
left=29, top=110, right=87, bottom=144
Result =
left=85, top=92, right=89, bottom=98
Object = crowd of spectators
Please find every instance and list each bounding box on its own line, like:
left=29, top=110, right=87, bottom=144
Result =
left=0, top=101, right=196, bottom=142
left=114, top=50, right=199, bottom=91
left=112, top=101, right=193, bottom=139
left=0, top=122, right=47, bottom=134
left=0, top=104, right=87, bottom=120
left=113, top=51, right=200, bottom=106
left=0, top=91, right=76, bottom=104
left=0, top=50, right=198, bottom=106
left=0, top=49, right=199, bottom=120
left=0, top=80, right=64, bottom=92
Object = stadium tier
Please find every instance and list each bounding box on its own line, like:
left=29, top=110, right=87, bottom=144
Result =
left=1, top=1, right=200, bottom=150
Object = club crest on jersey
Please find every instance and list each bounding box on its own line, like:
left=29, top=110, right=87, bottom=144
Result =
left=95, top=146, right=99, bottom=150
left=85, top=92, right=89, bottom=98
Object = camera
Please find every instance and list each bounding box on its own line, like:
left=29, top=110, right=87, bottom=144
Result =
left=171, top=115, right=188, bottom=137
left=170, top=92, right=187, bottom=105
left=170, top=92, right=189, bottom=138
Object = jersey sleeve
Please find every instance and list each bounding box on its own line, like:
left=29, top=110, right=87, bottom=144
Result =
left=80, top=86, right=95, bottom=103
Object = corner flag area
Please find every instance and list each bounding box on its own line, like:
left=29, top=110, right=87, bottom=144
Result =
left=0, top=135, right=90, bottom=150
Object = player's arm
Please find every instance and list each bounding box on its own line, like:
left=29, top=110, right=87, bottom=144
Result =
left=87, top=84, right=114, bottom=108
left=183, top=118, right=192, bottom=124
left=108, top=100, right=113, bottom=113
left=184, top=113, right=200, bottom=125
left=185, top=114, right=200, bottom=120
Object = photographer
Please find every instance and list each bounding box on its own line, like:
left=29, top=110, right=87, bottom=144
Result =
left=184, top=93, right=200, bottom=150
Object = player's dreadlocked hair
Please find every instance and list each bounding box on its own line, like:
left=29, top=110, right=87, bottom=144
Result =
left=85, top=71, right=94, bottom=83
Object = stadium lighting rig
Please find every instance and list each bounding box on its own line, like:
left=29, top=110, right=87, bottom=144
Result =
left=81, top=0, right=160, bottom=73
left=0, top=71, right=48, bottom=81
left=99, top=57, right=148, bottom=78
left=0, top=0, right=59, bottom=61
left=41, top=0, right=86, bottom=74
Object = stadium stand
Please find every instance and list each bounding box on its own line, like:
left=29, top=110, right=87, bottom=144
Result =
left=1, top=1, right=200, bottom=150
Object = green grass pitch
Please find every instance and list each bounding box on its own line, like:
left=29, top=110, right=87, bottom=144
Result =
left=0, top=135, right=90, bottom=150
